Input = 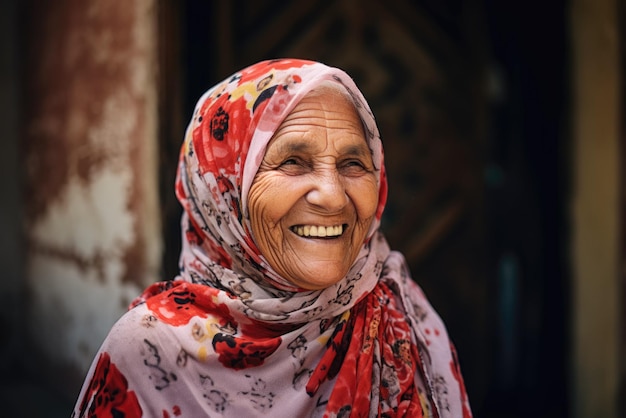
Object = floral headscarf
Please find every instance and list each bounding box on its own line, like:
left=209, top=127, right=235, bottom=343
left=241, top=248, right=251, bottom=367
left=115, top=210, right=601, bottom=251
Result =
left=73, top=59, right=471, bottom=418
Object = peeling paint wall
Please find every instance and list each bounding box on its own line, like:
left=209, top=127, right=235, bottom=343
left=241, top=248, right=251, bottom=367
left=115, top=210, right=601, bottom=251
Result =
left=21, top=0, right=161, bottom=395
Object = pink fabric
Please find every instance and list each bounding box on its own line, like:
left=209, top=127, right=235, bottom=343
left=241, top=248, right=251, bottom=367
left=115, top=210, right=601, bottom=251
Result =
left=73, top=59, right=471, bottom=418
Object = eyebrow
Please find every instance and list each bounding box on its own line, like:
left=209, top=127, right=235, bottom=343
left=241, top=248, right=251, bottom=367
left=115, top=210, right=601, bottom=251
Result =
left=274, top=140, right=370, bottom=157
left=342, top=144, right=371, bottom=158
left=278, top=140, right=312, bottom=154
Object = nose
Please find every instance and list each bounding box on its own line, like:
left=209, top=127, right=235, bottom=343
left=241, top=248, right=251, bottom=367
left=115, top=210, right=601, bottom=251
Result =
left=305, top=168, right=349, bottom=211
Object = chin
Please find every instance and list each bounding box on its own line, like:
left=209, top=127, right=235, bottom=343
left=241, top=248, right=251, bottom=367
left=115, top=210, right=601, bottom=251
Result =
left=293, top=269, right=348, bottom=290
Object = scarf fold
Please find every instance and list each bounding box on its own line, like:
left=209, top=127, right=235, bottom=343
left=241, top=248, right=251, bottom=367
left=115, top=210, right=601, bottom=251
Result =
left=73, top=59, right=471, bottom=418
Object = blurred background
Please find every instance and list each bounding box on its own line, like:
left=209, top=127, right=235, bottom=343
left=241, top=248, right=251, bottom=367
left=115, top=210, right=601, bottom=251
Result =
left=0, top=0, right=623, bottom=417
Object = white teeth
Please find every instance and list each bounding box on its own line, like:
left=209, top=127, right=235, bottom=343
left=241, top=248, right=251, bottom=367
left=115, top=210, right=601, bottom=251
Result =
left=292, top=224, right=344, bottom=237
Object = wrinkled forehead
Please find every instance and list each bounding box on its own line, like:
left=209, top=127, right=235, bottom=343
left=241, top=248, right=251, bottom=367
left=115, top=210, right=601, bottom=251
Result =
left=269, top=83, right=367, bottom=143
left=240, top=76, right=380, bottom=217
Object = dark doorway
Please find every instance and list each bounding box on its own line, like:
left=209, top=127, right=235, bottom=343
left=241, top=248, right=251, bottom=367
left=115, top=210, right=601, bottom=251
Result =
left=158, top=1, right=570, bottom=416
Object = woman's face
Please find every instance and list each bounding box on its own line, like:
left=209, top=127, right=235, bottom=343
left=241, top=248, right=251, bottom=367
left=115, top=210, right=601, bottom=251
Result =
left=248, top=87, right=378, bottom=290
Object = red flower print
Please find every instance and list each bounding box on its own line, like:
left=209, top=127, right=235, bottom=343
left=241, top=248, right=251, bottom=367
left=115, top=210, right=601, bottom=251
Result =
left=240, top=317, right=300, bottom=339
left=254, top=85, right=294, bottom=132
left=183, top=217, right=205, bottom=246
left=237, top=59, right=311, bottom=84
left=75, top=352, right=142, bottom=418
left=129, top=281, right=177, bottom=310
left=203, top=235, right=233, bottom=268
left=450, top=343, right=472, bottom=418
left=161, top=405, right=182, bottom=418
left=212, top=333, right=281, bottom=370
left=193, top=95, right=251, bottom=177
left=146, top=283, right=237, bottom=328
left=321, top=284, right=424, bottom=417
left=210, top=107, right=229, bottom=141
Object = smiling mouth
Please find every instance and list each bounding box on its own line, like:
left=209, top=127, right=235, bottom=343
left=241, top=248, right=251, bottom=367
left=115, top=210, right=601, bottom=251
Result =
left=290, top=224, right=347, bottom=238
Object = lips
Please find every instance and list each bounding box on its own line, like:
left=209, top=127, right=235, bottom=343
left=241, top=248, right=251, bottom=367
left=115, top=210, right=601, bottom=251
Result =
left=290, top=224, right=346, bottom=238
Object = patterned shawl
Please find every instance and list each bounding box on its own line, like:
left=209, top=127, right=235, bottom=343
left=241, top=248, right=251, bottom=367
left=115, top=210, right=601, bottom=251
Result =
left=73, top=59, right=471, bottom=418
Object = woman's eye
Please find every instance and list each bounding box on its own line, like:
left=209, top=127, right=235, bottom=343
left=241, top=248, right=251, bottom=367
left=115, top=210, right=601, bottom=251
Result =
left=278, top=158, right=303, bottom=169
left=346, top=160, right=364, bottom=167
left=342, top=159, right=366, bottom=169
left=340, top=159, right=371, bottom=175
left=278, top=157, right=310, bottom=174
left=281, top=158, right=298, bottom=166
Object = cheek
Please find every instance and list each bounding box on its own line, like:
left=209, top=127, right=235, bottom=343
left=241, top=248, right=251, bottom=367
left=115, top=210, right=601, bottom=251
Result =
left=248, top=176, right=298, bottom=247
left=351, top=177, right=379, bottom=222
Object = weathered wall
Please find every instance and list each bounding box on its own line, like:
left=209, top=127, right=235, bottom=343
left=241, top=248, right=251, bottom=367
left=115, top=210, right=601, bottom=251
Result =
left=21, top=0, right=161, bottom=396
left=571, top=0, right=621, bottom=416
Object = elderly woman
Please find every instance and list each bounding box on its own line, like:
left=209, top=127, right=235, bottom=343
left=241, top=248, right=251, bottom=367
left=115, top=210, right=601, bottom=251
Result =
left=73, top=59, right=471, bottom=417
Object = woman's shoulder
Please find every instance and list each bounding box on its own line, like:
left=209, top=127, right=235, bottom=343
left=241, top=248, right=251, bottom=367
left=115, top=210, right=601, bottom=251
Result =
left=73, top=281, right=202, bottom=416
left=95, top=280, right=200, bottom=366
left=128, top=279, right=187, bottom=309
left=105, top=298, right=158, bottom=346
